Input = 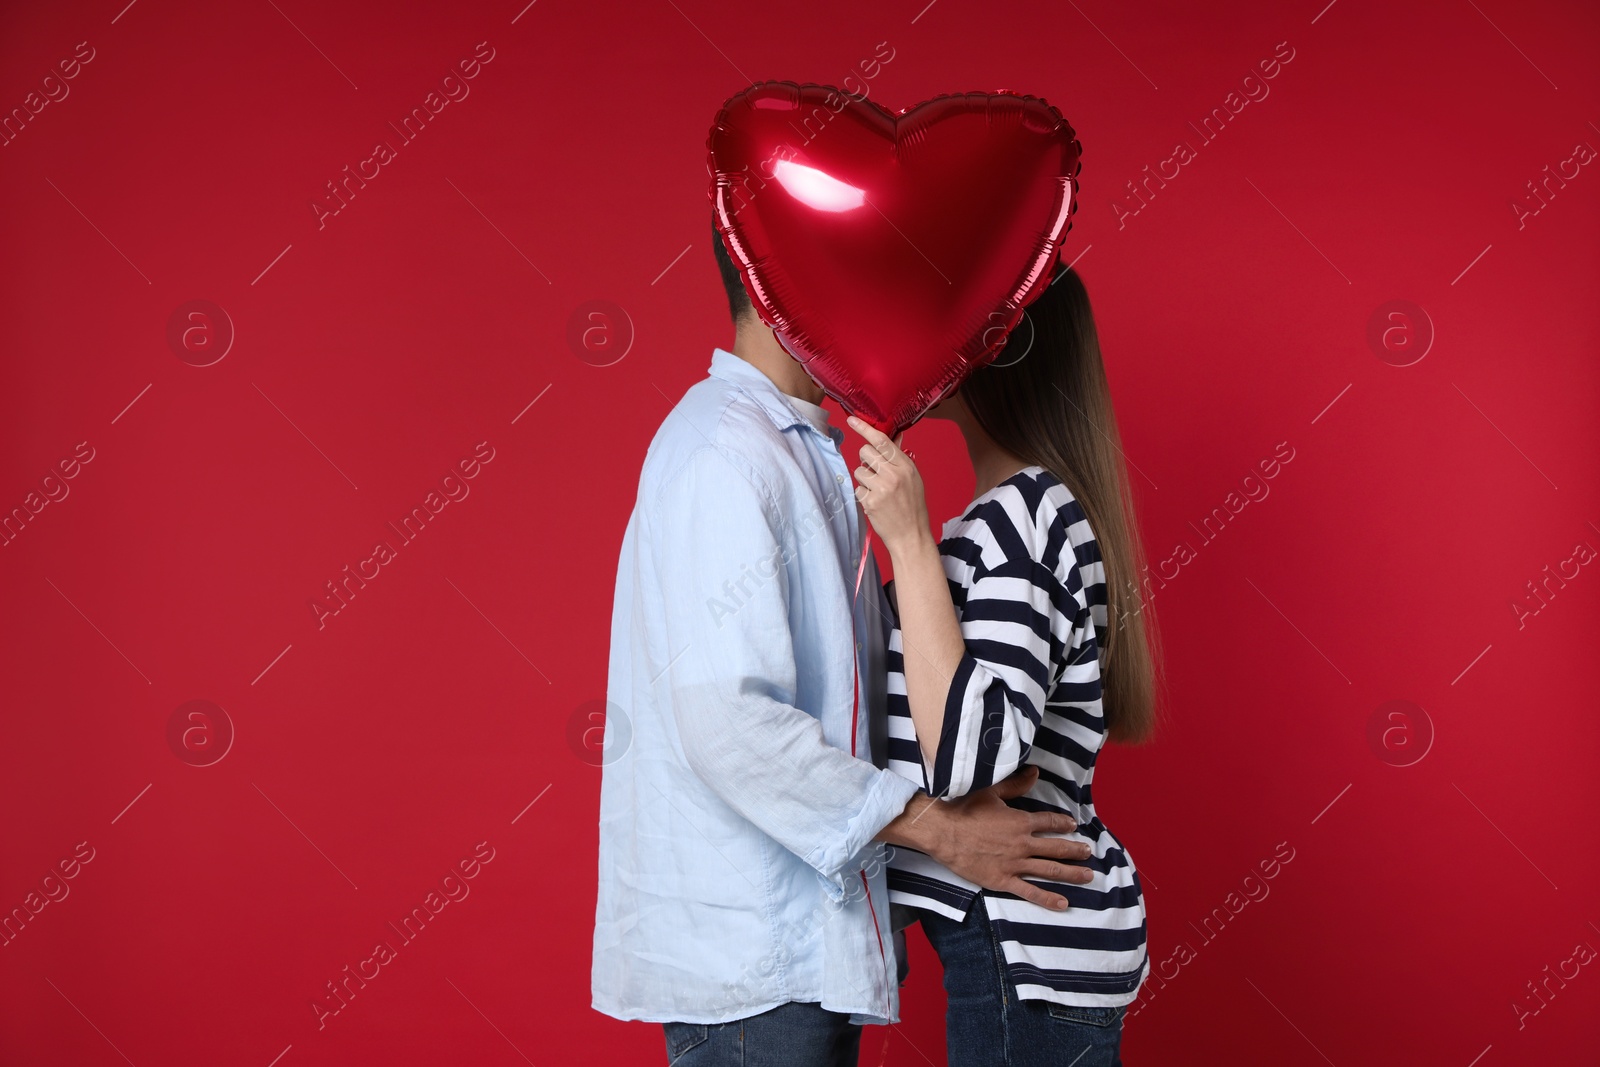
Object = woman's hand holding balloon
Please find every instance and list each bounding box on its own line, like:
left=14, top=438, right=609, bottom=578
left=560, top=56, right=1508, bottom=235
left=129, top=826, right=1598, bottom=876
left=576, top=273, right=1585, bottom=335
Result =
left=847, top=415, right=933, bottom=555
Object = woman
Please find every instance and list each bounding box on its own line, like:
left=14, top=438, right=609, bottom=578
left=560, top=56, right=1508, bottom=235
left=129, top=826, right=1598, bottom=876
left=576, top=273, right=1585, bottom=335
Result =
left=847, top=264, right=1161, bottom=1066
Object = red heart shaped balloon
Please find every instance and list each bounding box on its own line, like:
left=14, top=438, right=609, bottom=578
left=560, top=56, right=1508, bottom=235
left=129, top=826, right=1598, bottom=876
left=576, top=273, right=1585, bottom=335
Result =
left=708, top=82, right=1082, bottom=435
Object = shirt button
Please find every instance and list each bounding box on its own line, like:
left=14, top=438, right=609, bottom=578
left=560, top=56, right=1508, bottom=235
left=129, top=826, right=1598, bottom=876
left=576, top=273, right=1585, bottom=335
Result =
left=835, top=474, right=845, bottom=484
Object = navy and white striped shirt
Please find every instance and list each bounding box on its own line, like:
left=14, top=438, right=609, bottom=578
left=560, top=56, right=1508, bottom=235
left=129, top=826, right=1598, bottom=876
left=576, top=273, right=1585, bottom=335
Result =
left=885, top=466, right=1149, bottom=1007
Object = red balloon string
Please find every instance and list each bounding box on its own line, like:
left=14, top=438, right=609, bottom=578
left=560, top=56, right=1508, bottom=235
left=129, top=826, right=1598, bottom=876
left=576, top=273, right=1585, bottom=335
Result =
left=848, top=522, right=874, bottom=757
left=848, top=521, right=893, bottom=1022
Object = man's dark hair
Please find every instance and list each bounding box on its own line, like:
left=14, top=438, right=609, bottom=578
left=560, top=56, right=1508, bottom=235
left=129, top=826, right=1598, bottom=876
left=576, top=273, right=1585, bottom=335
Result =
left=711, top=214, right=754, bottom=325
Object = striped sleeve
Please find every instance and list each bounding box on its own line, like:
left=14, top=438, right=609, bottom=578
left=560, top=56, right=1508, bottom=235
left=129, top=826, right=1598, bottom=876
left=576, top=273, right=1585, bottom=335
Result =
left=927, top=490, right=1088, bottom=799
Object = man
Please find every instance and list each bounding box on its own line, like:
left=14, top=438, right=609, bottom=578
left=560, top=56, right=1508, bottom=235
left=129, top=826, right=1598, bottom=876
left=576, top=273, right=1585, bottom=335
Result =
left=591, top=216, right=1094, bottom=1066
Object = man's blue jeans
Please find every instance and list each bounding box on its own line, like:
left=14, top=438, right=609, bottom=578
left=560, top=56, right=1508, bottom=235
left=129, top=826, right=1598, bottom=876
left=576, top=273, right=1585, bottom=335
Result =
left=919, top=895, right=1127, bottom=1067
left=662, top=1001, right=862, bottom=1066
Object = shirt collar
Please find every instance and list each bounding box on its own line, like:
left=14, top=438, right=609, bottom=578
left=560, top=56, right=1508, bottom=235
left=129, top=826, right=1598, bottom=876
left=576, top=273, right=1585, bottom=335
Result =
left=708, top=348, right=841, bottom=444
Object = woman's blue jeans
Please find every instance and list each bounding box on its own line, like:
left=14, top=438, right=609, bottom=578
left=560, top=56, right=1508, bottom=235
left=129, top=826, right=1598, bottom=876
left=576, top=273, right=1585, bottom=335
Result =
left=919, top=896, right=1127, bottom=1067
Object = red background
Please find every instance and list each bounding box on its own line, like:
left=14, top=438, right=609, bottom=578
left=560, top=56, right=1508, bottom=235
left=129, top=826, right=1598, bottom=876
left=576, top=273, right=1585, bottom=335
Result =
left=3, top=1, right=1597, bottom=1064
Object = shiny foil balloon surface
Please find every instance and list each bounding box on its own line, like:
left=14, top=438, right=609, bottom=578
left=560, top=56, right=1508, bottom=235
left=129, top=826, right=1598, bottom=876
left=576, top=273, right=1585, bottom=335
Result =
left=708, top=82, right=1082, bottom=435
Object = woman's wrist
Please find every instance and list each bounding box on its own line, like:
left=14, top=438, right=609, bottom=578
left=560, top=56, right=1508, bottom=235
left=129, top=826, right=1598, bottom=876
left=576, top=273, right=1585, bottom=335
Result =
left=883, top=524, right=937, bottom=559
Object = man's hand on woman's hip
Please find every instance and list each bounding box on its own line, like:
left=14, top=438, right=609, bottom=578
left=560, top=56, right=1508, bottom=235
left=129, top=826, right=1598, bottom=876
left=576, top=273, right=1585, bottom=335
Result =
left=874, top=765, right=1094, bottom=911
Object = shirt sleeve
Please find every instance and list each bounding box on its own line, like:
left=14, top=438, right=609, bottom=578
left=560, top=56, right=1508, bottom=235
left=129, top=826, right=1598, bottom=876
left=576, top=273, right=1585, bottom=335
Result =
left=650, top=445, right=920, bottom=900
left=927, top=496, right=1091, bottom=799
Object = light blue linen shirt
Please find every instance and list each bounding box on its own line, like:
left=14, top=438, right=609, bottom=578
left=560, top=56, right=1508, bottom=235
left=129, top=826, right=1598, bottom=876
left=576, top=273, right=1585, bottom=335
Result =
left=592, top=347, right=921, bottom=1026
